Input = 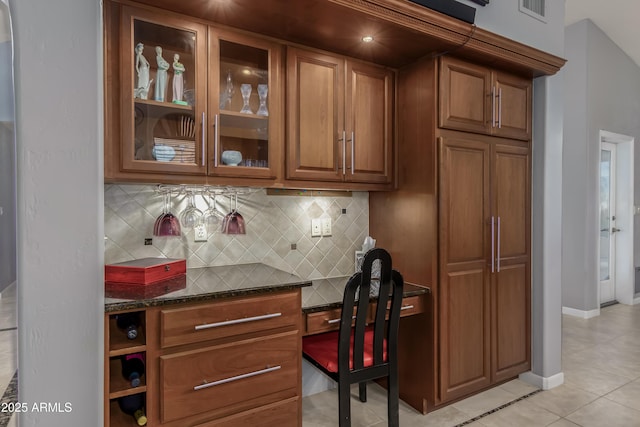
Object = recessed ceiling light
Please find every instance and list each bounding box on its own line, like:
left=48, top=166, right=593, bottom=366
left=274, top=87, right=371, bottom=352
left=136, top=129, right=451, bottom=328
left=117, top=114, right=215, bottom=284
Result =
left=362, top=35, right=374, bottom=43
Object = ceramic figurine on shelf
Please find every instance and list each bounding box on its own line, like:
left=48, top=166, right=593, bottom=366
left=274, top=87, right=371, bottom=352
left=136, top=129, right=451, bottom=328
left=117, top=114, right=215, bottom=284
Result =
left=134, top=42, right=152, bottom=100
left=154, top=46, right=169, bottom=102
left=172, top=53, right=187, bottom=105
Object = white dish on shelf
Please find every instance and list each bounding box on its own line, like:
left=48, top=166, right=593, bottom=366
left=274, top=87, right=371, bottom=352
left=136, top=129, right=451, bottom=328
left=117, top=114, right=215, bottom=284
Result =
left=152, top=144, right=176, bottom=162
left=221, top=150, right=242, bottom=166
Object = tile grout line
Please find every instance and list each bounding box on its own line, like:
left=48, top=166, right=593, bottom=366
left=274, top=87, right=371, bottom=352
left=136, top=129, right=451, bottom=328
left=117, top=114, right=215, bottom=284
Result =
left=0, top=370, right=17, bottom=427
left=453, top=389, right=543, bottom=427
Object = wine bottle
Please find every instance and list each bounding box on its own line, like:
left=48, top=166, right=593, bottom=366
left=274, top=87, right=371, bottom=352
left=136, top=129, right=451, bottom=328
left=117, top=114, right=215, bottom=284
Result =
left=117, top=394, right=147, bottom=426
left=116, top=312, right=140, bottom=340
left=121, top=353, right=145, bottom=387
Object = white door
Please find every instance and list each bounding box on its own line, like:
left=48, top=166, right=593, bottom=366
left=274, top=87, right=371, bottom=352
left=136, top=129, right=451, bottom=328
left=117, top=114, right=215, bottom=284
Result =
left=600, top=142, right=617, bottom=304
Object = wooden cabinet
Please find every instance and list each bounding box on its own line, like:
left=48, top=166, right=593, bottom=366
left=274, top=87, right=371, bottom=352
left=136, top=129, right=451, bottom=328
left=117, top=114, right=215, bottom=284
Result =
left=439, top=56, right=531, bottom=141
left=369, top=55, right=532, bottom=412
left=286, top=47, right=394, bottom=185
left=437, top=132, right=531, bottom=402
left=104, top=290, right=302, bottom=426
left=104, top=310, right=149, bottom=426
left=104, top=2, right=281, bottom=184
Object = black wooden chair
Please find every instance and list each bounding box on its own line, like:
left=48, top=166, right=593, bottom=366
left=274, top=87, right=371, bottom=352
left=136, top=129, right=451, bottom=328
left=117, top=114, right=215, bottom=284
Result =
left=302, top=248, right=404, bottom=427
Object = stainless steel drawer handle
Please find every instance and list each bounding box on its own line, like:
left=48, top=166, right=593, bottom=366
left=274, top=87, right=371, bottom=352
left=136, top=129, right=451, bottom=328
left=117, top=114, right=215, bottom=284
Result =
left=193, top=365, right=281, bottom=391
left=400, top=305, right=415, bottom=311
left=327, top=315, right=356, bottom=324
left=194, top=312, right=282, bottom=331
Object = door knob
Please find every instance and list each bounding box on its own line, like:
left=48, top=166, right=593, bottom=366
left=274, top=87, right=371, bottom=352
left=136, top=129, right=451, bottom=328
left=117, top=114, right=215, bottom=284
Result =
left=612, top=227, right=622, bottom=233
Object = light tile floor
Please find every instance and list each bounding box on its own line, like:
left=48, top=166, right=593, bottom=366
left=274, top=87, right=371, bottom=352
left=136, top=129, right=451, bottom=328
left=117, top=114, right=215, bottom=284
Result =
left=303, top=302, right=640, bottom=427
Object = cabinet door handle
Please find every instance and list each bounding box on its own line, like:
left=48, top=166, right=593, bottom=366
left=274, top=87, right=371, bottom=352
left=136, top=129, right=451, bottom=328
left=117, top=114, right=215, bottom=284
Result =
left=193, top=365, right=281, bottom=391
left=491, top=216, right=495, bottom=273
left=497, top=216, right=501, bottom=272
left=201, top=112, right=206, bottom=166
left=497, top=87, right=502, bottom=129
left=194, top=312, right=282, bottom=331
left=327, top=315, right=356, bottom=324
left=350, top=131, right=354, bottom=175
left=213, top=114, right=219, bottom=167
left=342, top=130, right=346, bottom=175
left=491, top=87, right=496, bottom=128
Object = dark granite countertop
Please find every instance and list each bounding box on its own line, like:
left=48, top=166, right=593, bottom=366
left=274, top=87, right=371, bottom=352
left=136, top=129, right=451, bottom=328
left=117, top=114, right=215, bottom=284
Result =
left=105, top=263, right=312, bottom=312
left=104, top=263, right=430, bottom=314
left=302, top=276, right=430, bottom=313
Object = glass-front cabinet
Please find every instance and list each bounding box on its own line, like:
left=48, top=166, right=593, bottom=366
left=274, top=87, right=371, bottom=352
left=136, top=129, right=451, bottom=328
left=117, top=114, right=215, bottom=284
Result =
left=208, top=31, right=280, bottom=179
left=115, top=6, right=279, bottom=181
left=121, top=7, right=207, bottom=175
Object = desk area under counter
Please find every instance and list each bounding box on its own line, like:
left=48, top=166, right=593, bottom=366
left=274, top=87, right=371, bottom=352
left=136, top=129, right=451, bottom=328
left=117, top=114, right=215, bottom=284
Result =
left=104, top=264, right=430, bottom=426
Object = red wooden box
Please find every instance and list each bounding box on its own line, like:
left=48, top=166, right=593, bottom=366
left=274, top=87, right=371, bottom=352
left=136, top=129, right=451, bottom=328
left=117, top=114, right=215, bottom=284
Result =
left=105, top=274, right=187, bottom=299
left=105, top=258, right=186, bottom=285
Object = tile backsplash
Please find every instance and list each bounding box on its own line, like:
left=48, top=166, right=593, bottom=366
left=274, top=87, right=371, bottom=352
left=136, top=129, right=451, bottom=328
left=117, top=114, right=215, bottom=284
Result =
left=104, top=185, right=369, bottom=279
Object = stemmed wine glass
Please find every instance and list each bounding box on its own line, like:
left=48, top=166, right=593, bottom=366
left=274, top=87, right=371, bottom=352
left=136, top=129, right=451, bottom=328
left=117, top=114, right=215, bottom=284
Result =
left=257, top=84, right=268, bottom=116
left=154, top=190, right=181, bottom=237
left=240, top=84, right=253, bottom=114
left=180, top=191, right=203, bottom=230
left=222, top=193, right=246, bottom=234
left=201, top=191, right=225, bottom=233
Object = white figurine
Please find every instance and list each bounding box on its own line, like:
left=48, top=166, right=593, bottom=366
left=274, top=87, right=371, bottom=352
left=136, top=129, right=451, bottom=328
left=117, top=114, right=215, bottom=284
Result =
left=172, top=53, right=187, bottom=105
left=134, top=43, right=152, bottom=100
left=154, top=46, right=169, bottom=102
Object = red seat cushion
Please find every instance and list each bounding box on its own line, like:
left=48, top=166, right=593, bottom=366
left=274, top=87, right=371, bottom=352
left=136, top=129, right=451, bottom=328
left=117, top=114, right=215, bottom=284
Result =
left=303, top=327, right=387, bottom=373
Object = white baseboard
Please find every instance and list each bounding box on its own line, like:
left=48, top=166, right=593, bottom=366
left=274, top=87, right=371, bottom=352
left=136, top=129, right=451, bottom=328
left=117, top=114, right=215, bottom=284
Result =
left=562, top=306, right=600, bottom=319
left=519, top=371, right=564, bottom=390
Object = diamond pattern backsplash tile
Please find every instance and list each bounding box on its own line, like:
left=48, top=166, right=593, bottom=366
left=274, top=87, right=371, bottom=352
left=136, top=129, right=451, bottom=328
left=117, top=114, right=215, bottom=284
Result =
left=104, top=185, right=369, bottom=280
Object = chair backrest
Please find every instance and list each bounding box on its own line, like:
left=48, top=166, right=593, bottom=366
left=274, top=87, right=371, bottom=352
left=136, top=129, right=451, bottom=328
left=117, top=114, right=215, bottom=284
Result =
left=338, top=248, right=404, bottom=376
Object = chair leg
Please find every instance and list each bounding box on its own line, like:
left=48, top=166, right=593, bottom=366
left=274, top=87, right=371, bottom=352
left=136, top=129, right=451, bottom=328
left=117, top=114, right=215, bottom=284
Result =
left=388, top=372, right=399, bottom=427
left=338, top=381, right=352, bottom=427
left=359, top=382, right=367, bottom=402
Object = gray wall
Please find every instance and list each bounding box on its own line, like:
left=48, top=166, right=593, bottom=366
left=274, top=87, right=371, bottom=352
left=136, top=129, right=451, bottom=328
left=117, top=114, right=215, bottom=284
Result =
left=562, top=19, right=640, bottom=311
left=12, top=0, right=103, bottom=424
left=0, top=3, right=15, bottom=292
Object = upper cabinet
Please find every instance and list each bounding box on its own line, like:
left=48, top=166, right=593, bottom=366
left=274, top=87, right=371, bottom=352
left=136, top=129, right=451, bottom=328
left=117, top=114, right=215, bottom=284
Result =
left=118, top=6, right=208, bottom=176
left=104, top=3, right=281, bottom=183
left=439, top=56, right=531, bottom=141
left=286, top=47, right=394, bottom=185
left=208, top=30, right=282, bottom=180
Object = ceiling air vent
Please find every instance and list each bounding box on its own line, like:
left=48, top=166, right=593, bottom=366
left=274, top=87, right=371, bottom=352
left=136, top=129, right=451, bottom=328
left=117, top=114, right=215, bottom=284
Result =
left=519, top=0, right=546, bottom=22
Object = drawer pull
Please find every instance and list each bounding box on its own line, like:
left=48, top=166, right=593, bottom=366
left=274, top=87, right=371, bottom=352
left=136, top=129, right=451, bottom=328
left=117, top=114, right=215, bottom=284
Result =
left=400, top=305, right=415, bottom=311
left=193, top=365, right=282, bottom=391
left=194, top=312, right=282, bottom=331
left=327, top=315, right=356, bottom=325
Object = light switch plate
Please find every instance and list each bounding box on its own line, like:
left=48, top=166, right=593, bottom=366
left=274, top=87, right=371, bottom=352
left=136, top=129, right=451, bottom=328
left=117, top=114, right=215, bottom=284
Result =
left=321, top=218, right=332, bottom=236
left=194, top=224, right=208, bottom=242
left=311, top=219, right=322, bottom=237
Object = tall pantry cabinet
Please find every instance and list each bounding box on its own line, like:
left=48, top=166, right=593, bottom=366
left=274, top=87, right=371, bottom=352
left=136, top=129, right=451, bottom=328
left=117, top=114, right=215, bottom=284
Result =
left=369, top=55, right=532, bottom=411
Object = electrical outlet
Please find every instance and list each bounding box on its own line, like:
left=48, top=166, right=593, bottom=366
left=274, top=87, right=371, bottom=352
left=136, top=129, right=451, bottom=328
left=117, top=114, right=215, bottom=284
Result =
left=194, top=224, right=208, bottom=242
left=311, top=219, right=322, bottom=237
left=321, top=218, right=332, bottom=236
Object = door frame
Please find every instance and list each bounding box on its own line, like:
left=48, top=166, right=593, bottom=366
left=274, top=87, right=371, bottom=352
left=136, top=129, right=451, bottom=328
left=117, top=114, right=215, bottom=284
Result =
left=597, top=130, right=635, bottom=306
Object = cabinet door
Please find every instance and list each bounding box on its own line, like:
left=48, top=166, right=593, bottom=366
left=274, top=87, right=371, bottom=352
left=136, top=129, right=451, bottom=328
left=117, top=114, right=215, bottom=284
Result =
left=209, top=29, right=281, bottom=179
left=286, top=47, right=344, bottom=181
left=491, top=142, right=531, bottom=381
left=120, top=6, right=207, bottom=175
left=439, top=57, right=492, bottom=135
left=493, top=73, right=531, bottom=141
left=345, top=61, right=393, bottom=184
left=438, top=135, right=492, bottom=402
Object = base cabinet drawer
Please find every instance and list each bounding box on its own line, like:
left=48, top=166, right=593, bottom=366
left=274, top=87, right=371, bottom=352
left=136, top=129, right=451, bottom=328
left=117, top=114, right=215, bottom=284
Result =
left=160, top=292, right=299, bottom=348
left=195, top=397, right=299, bottom=427
left=160, top=331, right=299, bottom=423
